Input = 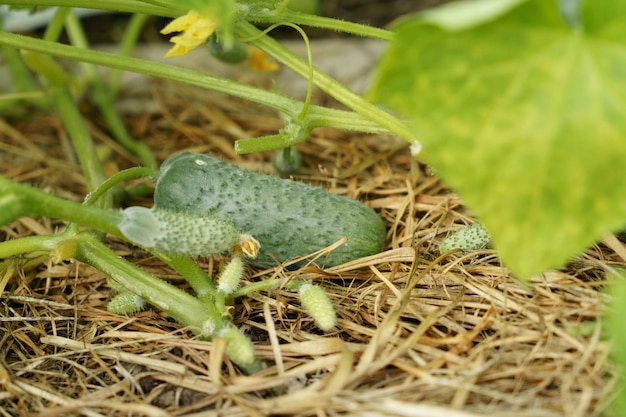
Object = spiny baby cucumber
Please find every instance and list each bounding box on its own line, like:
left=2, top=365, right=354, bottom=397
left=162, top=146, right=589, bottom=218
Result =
left=440, top=222, right=491, bottom=254
left=154, top=153, right=386, bottom=268
left=107, top=291, right=147, bottom=315
left=217, top=325, right=255, bottom=366
left=272, top=147, right=302, bottom=175
left=298, top=283, right=337, bottom=330
left=106, top=277, right=147, bottom=315
left=207, top=35, right=248, bottom=64
left=119, top=206, right=250, bottom=257
left=217, top=255, right=244, bottom=296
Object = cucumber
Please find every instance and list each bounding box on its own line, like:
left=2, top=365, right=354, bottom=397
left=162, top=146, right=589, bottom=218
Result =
left=154, top=152, right=386, bottom=268
left=440, top=223, right=491, bottom=254
left=118, top=206, right=240, bottom=257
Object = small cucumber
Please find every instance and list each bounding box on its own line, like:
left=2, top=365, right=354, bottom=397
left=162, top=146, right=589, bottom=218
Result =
left=118, top=206, right=239, bottom=257
left=440, top=223, right=491, bottom=254
left=207, top=35, right=248, bottom=64
left=154, top=153, right=386, bottom=268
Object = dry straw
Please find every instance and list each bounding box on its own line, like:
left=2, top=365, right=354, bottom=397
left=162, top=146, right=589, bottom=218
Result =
left=0, top=82, right=618, bottom=416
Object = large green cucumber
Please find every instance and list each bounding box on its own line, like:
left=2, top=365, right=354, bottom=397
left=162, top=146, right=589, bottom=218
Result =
left=154, top=152, right=386, bottom=268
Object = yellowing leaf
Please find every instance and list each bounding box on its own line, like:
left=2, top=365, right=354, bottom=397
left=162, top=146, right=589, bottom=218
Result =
left=371, top=0, right=626, bottom=279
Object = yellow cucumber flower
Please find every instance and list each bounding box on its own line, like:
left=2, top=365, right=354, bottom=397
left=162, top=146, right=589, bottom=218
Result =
left=161, top=10, right=217, bottom=58
left=247, top=46, right=280, bottom=72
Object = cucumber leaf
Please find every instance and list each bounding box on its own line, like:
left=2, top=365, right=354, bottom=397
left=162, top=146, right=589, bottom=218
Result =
left=606, top=273, right=626, bottom=414
left=370, top=0, right=626, bottom=279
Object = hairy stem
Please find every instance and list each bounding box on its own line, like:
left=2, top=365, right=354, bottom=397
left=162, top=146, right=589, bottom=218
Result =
left=76, top=236, right=224, bottom=335
left=84, top=166, right=158, bottom=206
left=0, top=175, right=217, bottom=300
left=51, top=85, right=109, bottom=196
left=0, top=31, right=391, bottom=136
left=64, top=11, right=158, bottom=169
left=109, top=13, right=150, bottom=95
left=0, top=175, right=122, bottom=235
left=235, top=21, right=414, bottom=142
left=1, top=0, right=173, bottom=16
left=250, top=9, right=395, bottom=41
left=0, top=235, right=64, bottom=260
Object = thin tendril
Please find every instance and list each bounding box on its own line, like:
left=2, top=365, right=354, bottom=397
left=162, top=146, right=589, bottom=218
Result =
left=239, top=21, right=314, bottom=121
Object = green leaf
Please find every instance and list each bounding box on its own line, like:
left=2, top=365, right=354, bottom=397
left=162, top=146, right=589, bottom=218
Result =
left=606, top=272, right=626, bottom=414
left=370, top=0, right=626, bottom=279
left=410, top=0, right=530, bottom=31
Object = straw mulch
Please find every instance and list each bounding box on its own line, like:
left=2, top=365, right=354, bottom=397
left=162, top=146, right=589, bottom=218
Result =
left=0, top=79, right=620, bottom=417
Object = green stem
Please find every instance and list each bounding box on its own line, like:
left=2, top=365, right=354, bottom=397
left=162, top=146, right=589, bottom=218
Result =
left=0, top=175, right=216, bottom=299
left=0, top=31, right=288, bottom=113
left=0, top=43, right=37, bottom=94
left=84, top=166, right=158, bottom=206
left=76, top=236, right=224, bottom=335
left=243, top=21, right=315, bottom=123
left=308, top=106, right=399, bottom=133
left=110, top=13, right=150, bottom=95
left=235, top=134, right=296, bottom=154
left=135, top=0, right=185, bottom=12
left=250, top=9, right=395, bottom=41
left=0, top=175, right=122, bottom=235
left=0, top=177, right=32, bottom=228
left=25, top=13, right=109, bottom=196
left=154, top=253, right=217, bottom=298
left=0, top=234, right=63, bottom=260
left=94, top=88, right=158, bottom=168
left=1, top=0, right=173, bottom=16
left=1, top=1, right=394, bottom=42
left=230, top=278, right=304, bottom=299
left=50, top=84, right=109, bottom=198
left=64, top=11, right=158, bottom=169
left=0, top=180, right=217, bottom=310
left=0, top=31, right=390, bottom=135
left=42, top=7, right=71, bottom=42
left=0, top=44, right=46, bottom=112
left=235, top=21, right=414, bottom=142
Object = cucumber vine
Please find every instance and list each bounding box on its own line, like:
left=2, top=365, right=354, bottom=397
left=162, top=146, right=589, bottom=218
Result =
left=0, top=1, right=394, bottom=368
